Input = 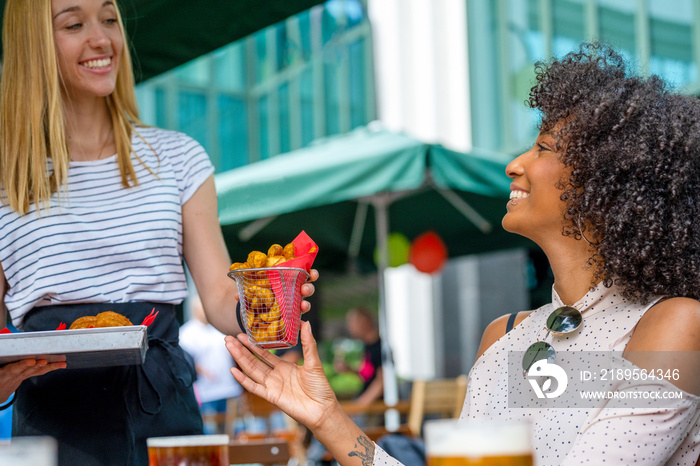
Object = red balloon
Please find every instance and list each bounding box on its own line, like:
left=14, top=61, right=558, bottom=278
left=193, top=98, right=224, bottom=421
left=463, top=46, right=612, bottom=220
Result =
left=409, top=231, right=448, bottom=274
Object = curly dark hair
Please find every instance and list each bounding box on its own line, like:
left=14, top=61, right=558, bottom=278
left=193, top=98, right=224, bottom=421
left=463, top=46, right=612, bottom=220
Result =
left=528, top=42, right=700, bottom=302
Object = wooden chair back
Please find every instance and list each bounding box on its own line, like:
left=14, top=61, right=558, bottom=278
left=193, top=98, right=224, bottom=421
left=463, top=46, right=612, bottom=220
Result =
left=229, top=438, right=290, bottom=465
left=228, top=391, right=305, bottom=462
left=406, top=374, right=468, bottom=436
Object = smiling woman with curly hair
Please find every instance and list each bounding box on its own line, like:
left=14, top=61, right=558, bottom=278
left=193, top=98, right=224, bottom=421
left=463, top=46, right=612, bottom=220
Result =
left=529, top=42, right=700, bottom=303
left=222, top=43, right=700, bottom=466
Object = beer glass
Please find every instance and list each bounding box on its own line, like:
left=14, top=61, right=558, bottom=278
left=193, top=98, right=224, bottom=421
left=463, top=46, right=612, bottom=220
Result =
left=424, top=419, right=533, bottom=466
left=147, top=434, right=229, bottom=466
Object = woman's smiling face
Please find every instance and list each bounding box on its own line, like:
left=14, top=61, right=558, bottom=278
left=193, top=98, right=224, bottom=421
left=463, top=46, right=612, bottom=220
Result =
left=502, top=125, right=571, bottom=244
left=52, top=0, right=123, bottom=101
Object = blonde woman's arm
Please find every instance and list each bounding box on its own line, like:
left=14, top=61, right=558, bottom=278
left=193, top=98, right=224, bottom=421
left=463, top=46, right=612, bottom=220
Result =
left=182, top=175, right=317, bottom=336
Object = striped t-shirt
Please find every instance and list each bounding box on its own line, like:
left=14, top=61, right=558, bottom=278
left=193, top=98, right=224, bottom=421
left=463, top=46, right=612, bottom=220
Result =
left=0, top=126, right=214, bottom=329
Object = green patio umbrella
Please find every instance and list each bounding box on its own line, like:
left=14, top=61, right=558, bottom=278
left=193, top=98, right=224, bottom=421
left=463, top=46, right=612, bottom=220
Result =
left=216, top=127, right=532, bottom=271
left=214, top=126, right=533, bottom=427
left=0, top=0, right=326, bottom=82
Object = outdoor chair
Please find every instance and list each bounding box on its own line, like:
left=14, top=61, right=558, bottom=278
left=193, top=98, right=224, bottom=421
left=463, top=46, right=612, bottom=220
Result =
left=229, top=438, right=291, bottom=465
left=339, top=374, right=468, bottom=440
left=406, top=374, right=468, bottom=437
left=227, top=390, right=305, bottom=462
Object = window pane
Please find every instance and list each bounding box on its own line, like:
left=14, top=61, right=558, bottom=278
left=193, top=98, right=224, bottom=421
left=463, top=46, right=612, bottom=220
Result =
left=154, top=88, right=168, bottom=129
left=218, top=96, right=249, bottom=171
left=178, top=91, right=209, bottom=155
left=649, top=0, right=696, bottom=89
left=324, top=62, right=340, bottom=136
left=509, top=0, right=543, bottom=148
left=349, top=39, right=367, bottom=129
left=299, top=68, right=316, bottom=146
left=254, top=31, right=270, bottom=85
left=258, top=95, right=270, bottom=160
left=214, top=43, right=246, bottom=92
left=598, top=1, right=636, bottom=59
left=278, top=83, right=291, bottom=154
left=552, top=0, right=585, bottom=57
left=298, top=10, right=313, bottom=58
left=175, top=58, right=210, bottom=87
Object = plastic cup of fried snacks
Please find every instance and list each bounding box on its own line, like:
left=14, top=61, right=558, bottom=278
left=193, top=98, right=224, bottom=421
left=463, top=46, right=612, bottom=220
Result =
left=228, top=267, right=310, bottom=349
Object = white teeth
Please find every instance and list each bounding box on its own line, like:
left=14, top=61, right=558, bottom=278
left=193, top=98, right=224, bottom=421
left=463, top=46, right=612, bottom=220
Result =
left=82, top=58, right=111, bottom=69
left=509, top=190, right=529, bottom=200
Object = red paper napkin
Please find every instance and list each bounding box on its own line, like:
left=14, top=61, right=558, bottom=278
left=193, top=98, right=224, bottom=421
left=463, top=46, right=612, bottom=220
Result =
left=273, top=230, right=318, bottom=273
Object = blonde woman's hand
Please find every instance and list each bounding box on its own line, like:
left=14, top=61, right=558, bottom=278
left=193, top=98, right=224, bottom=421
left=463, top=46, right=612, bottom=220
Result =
left=225, top=320, right=337, bottom=431
left=300, top=269, right=319, bottom=314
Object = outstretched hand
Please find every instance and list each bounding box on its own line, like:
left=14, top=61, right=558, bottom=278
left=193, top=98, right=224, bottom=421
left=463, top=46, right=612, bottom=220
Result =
left=225, top=320, right=337, bottom=431
left=0, top=358, right=66, bottom=404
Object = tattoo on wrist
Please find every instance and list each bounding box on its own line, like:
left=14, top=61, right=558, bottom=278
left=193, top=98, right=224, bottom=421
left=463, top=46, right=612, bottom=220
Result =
left=348, top=436, right=374, bottom=466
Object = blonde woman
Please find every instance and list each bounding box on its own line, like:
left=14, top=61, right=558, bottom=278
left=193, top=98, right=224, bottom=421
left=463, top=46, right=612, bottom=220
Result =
left=0, top=0, right=316, bottom=464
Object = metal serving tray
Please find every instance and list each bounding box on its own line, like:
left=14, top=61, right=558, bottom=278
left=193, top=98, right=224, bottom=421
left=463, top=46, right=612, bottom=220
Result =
left=0, top=326, right=148, bottom=369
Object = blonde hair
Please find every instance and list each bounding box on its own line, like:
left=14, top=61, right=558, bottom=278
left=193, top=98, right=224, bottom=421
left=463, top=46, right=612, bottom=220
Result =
left=0, top=0, right=144, bottom=214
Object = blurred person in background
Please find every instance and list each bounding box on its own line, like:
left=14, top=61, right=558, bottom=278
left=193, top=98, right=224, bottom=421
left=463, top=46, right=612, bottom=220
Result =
left=180, top=296, right=243, bottom=434
left=339, top=308, right=383, bottom=408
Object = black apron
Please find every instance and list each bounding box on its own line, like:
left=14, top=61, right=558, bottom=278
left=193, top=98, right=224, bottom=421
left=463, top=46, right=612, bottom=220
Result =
left=12, top=302, right=203, bottom=466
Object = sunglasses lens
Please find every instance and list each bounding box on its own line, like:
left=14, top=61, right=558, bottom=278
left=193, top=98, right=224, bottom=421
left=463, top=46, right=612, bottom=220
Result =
left=522, top=341, right=555, bottom=372
left=547, top=305, right=582, bottom=334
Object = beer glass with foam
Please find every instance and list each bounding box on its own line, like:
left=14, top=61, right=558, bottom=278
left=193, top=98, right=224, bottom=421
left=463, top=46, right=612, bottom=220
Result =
left=424, top=419, right=533, bottom=466
left=147, top=434, right=229, bottom=466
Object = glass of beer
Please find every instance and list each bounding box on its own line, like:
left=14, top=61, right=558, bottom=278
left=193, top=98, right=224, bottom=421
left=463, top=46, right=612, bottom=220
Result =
left=424, top=419, right=533, bottom=465
left=147, top=434, right=229, bottom=466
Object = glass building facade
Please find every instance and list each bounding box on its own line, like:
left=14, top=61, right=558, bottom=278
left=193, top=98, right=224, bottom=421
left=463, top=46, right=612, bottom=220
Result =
left=135, top=0, right=374, bottom=173
left=468, top=0, right=700, bottom=155
left=135, top=0, right=700, bottom=171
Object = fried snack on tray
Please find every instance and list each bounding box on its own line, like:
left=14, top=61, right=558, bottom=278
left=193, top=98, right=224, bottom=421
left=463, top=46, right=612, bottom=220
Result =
left=69, top=315, right=98, bottom=329
left=229, top=242, right=298, bottom=343
left=96, top=311, right=133, bottom=327
left=69, top=311, right=133, bottom=330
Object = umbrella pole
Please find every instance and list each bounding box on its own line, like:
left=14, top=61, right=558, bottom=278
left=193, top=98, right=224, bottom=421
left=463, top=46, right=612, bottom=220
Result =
left=373, top=194, right=401, bottom=431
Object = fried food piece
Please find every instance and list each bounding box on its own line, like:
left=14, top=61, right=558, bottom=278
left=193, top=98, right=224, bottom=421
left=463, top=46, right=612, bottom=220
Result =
left=229, top=262, right=248, bottom=271
left=96, top=311, right=133, bottom=327
left=267, top=244, right=284, bottom=257
left=283, top=243, right=295, bottom=260
left=69, top=311, right=133, bottom=330
left=247, top=251, right=268, bottom=268
left=266, top=255, right=285, bottom=267
left=69, top=315, right=98, bottom=329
